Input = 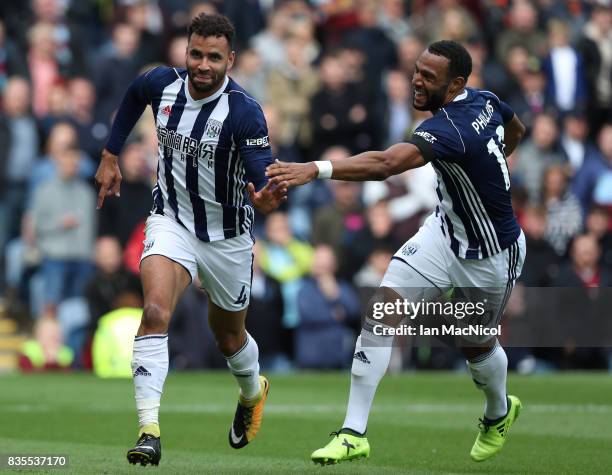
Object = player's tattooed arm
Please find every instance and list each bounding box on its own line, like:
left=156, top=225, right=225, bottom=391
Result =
left=95, top=149, right=122, bottom=209
left=266, top=143, right=426, bottom=186
left=503, top=114, right=526, bottom=157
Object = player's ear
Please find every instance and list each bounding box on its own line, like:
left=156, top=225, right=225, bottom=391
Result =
left=227, top=51, right=236, bottom=71
left=449, top=76, right=466, bottom=93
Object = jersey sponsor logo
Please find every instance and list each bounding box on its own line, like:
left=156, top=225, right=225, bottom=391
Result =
left=401, top=242, right=420, bottom=257
left=245, top=136, right=269, bottom=147
left=414, top=130, right=437, bottom=144
left=204, top=119, right=223, bottom=139
left=156, top=125, right=216, bottom=167
left=161, top=105, right=172, bottom=116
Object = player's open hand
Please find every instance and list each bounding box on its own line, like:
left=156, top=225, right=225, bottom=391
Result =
left=95, top=149, right=122, bottom=209
left=247, top=180, right=288, bottom=214
left=266, top=160, right=318, bottom=187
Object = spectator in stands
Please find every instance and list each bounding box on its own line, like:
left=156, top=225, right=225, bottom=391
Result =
left=309, top=52, right=379, bottom=158
left=519, top=206, right=559, bottom=286
left=287, top=145, right=341, bottom=240
left=93, top=22, right=143, bottom=121
left=259, top=211, right=313, bottom=328
left=27, top=22, right=61, bottom=118
left=507, top=58, right=551, bottom=134
left=514, top=113, right=568, bottom=204
left=0, top=20, right=28, bottom=85
left=349, top=200, right=400, bottom=277
left=555, top=234, right=612, bottom=288
left=0, top=78, right=39, bottom=255
left=396, top=35, right=424, bottom=79
left=250, top=9, right=289, bottom=69
left=295, top=244, right=360, bottom=369
left=39, top=82, right=71, bottom=135
left=560, top=111, right=599, bottom=173
left=585, top=206, right=612, bottom=270
left=19, top=316, right=73, bottom=371
left=246, top=242, right=288, bottom=371
left=231, top=48, right=267, bottom=104
left=376, top=0, right=411, bottom=44
left=354, top=246, right=393, bottom=289
left=312, top=179, right=364, bottom=280
left=29, top=121, right=96, bottom=203
left=542, top=165, right=583, bottom=256
left=342, top=1, right=398, bottom=90
left=98, top=140, right=152, bottom=247
left=577, top=4, right=612, bottom=137
left=68, top=77, right=108, bottom=159
left=30, top=147, right=96, bottom=318
left=85, top=236, right=141, bottom=329
left=266, top=31, right=319, bottom=150
left=542, top=19, right=587, bottom=114
left=383, top=70, right=411, bottom=148
left=572, top=123, right=612, bottom=215
left=495, top=0, right=547, bottom=63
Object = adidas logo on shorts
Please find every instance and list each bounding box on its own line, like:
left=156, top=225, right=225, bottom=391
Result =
left=133, top=366, right=151, bottom=377
left=353, top=351, right=371, bottom=364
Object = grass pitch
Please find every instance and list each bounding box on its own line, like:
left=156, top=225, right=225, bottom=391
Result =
left=1, top=371, right=611, bottom=474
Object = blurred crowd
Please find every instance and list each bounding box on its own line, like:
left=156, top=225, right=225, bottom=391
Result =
left=1, top=0, right=611, bottom=373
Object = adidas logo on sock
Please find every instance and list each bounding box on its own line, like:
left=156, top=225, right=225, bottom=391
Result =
left=353, top=351, right=371, bottom=364
left=133, top=366, right=151, bottom=377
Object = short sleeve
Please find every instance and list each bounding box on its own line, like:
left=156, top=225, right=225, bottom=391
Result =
left=232, top=94, right=273, bottom=190
left=498, top=100, right=514, bottom=123
left=408, top=116, right=466, bottom=163
left=481, top=90, right=514, bottom=124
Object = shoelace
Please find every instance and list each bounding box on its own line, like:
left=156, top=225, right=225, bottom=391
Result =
left=138, top=434, right=156, bottom=445
left=242, top=406, right=254, bottom=427
left=477, top=418, right=491, bottom=433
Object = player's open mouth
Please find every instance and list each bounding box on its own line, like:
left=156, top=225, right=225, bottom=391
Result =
left=414, top=88, right=426, bottom=99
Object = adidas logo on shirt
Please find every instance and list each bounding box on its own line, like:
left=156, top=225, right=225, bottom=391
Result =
left=133, top=366, right=151, bottom=377
left=353, top=351, right=371, bottom=364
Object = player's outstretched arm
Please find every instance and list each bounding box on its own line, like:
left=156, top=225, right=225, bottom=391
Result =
left=266, top=143, right=426, bottom=186
left=95, top=149, right=122, bottom=209
left=247, top=180, right=288, bottom=214
left=504, top=114, right=526, bottom=156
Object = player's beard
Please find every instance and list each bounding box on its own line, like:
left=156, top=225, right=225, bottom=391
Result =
left=413, top=83, right=448, bottom=112
left=187, top=67, right=225, bottom=94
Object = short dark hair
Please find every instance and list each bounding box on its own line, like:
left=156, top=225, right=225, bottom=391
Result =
left=187, top=13, right=235, bottom=48
left=427, top=40, right=472, bottom=81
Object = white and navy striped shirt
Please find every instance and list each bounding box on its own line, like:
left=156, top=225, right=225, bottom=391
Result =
left=106, top=66, right=272, bottom=242
left=408, top=88, right=521, bottom=259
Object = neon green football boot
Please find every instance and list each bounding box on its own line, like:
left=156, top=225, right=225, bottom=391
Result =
left=471, top=395, right=522, bottom=462
left=311, top=429, right=370, bottom=465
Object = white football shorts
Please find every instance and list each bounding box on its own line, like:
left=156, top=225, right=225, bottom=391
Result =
left=381, top=213, right=526, bottom=338
left=141, top=213, right=253, bottom=311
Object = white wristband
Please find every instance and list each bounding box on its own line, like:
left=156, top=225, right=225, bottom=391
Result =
left=314, top=160, right=333, bottom=179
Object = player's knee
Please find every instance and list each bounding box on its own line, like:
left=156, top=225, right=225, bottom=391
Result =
left=141, top=302, right=171, bottom=333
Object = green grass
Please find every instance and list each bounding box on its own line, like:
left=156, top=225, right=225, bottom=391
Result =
left=1, top=371, right=612, bottom=474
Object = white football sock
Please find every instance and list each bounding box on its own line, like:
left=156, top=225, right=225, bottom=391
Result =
left=467, top=341, right=508, bottom=420
left=132, top=334, right=169, bottom=429
left=342, top=330, right=393, bottom=434
left=226, top=333, right=261, bottom=400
